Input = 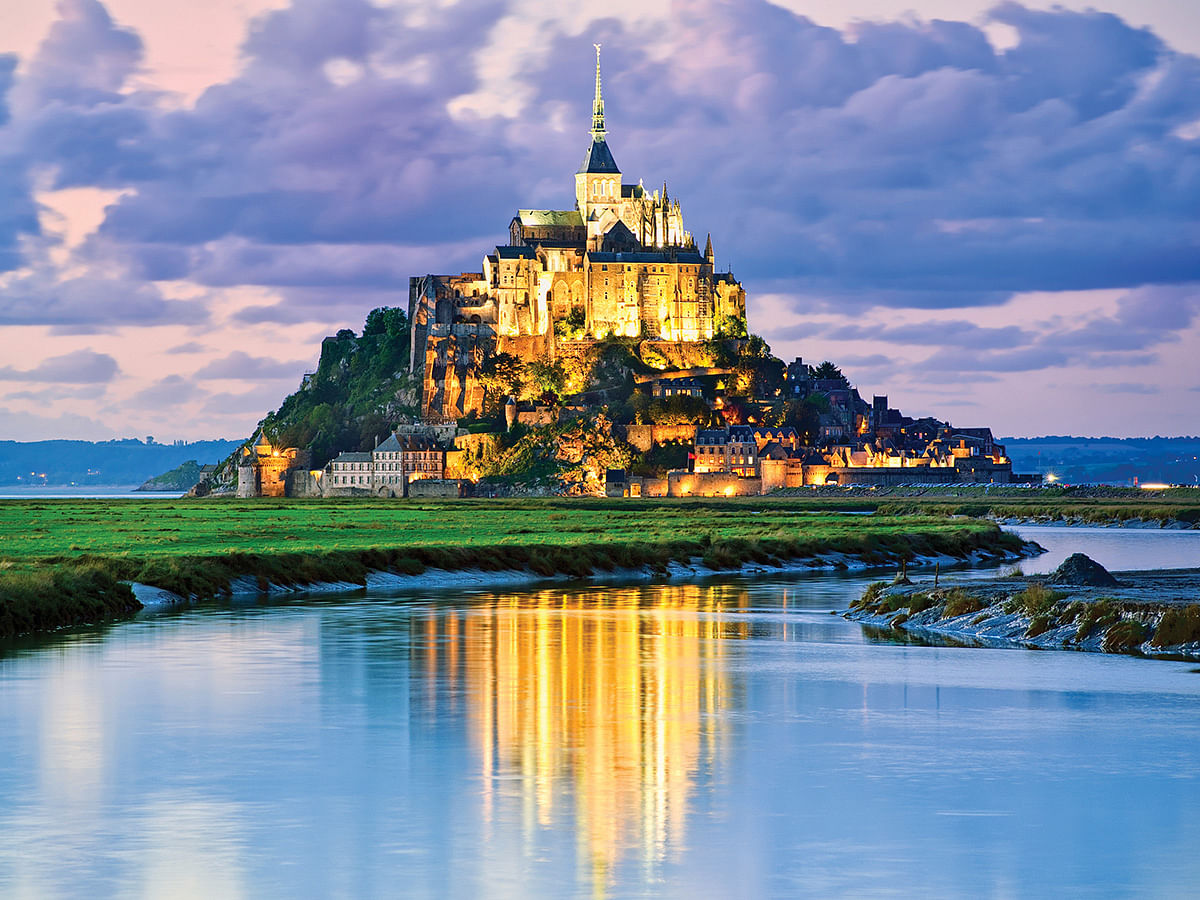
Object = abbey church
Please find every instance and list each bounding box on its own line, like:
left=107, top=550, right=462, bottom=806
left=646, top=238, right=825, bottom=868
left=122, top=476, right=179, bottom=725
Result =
left=410, top=48, right=747, bottom=421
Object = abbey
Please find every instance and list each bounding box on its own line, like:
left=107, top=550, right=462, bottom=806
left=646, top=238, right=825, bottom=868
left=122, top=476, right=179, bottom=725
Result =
left=410, top=48, right=746, bottom=421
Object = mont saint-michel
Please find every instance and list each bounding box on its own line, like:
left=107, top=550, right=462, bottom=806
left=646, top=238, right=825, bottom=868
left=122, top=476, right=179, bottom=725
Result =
left=410, top=47, right=746, bottom=423
left=203, top=49, right=1030, bottom=501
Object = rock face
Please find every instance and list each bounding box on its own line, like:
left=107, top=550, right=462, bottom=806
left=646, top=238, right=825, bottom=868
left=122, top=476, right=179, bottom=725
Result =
left=1048, top=553, right=1119, bottom=587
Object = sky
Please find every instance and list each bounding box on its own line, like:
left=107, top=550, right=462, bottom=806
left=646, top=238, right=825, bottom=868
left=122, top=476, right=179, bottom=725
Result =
left=0, top=0, right=1198, bottom=441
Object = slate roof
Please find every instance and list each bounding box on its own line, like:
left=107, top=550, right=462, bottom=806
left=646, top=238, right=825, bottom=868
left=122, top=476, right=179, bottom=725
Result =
left=588, top=250, right=707, bottom=265
left=376, top=433, right=403, bottom=452
left=729, top=425, right=756, bottom=443
left=696, top=429, right=728, bottom=445
left=578, top=138, right=620, bottom=174
left=495, top=245, right=538, bottom=259
left=330, top=451, right=372, bottom=464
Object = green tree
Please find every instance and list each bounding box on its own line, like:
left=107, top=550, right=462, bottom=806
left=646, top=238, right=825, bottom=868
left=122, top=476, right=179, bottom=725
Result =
left=362, top=306, right=409, bottom=338
left=478, top=352, right=525, bottom=414
left=812, top=360, right=848, bottom=385
left=715, top=314, right=748, bottom=339
left=525, top=355, right=568, bottom=403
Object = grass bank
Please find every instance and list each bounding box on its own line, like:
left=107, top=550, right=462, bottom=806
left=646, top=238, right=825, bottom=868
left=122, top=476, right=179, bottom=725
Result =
left=848, top=570, right=1200, bottom=658
left=0, top=497, right=1026, bottom=638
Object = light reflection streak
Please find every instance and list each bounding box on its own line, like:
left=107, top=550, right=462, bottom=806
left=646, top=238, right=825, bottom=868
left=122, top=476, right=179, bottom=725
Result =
left=413, top=583, right=747, bottom=895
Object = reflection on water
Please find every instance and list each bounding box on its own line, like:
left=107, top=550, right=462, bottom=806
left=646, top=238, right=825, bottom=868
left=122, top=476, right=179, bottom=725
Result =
left=413, top=585, right=744, bottom=890
left=1, top=554, right=1199, bottom=897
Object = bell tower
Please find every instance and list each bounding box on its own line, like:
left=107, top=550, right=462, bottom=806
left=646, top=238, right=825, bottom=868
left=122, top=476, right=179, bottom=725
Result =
left=576, top=44, right=621, bottom=222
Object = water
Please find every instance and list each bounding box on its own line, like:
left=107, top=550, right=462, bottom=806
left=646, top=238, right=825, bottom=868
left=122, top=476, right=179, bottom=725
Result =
left=0, top=486, right=169, bottom=499
left=1012, top=524, right=1200, bottom=574
left=1, top=533, right=1198, bottom=898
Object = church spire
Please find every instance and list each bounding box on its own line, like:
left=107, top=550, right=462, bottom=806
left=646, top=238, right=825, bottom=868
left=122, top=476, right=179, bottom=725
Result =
left=591, top=44, right=606, bottom=140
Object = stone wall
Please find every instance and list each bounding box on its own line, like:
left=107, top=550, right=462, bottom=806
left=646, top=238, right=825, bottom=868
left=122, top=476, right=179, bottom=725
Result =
left=408, top=479, right=469, bottom=498
left=624, top=422, right=699, bottom=452
left=288, top=470, right=324, bottom=498
left=667, top=471, right=762, bottom=497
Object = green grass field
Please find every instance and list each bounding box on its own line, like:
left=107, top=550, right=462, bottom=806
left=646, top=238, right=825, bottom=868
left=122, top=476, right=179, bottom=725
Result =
left=1, top=496, right=964, bottom=560
left=0, top=497, right=1030, bottom=639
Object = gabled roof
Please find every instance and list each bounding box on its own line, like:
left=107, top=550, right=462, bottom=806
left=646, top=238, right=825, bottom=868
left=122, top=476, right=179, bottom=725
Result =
left=376, top=432, right=403, bottom=452
left=578, top=138, right=620, bottom=174
left=516, top=209, right=583, bottom=227
left=601, top=220, right=640, bottom=252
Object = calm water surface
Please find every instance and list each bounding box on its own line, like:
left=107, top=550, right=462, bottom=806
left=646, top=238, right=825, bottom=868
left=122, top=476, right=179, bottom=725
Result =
left=1, top=531, right=1198, bottom=898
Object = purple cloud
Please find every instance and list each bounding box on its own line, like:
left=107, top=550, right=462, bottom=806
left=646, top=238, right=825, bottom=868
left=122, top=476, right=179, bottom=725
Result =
left=0, top=349, right=119, bottom=383
left=0, top=0, right=1195, bottom=368
left=193, top=351, right=309, bottom=380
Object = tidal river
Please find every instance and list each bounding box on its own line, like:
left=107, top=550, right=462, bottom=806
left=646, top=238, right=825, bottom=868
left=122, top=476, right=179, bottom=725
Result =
left=1, top=528, right=1198, bottom=898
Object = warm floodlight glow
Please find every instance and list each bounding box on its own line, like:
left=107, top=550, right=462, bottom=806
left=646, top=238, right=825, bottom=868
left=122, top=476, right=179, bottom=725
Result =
left=1140, top=482, right=1171, bottom=490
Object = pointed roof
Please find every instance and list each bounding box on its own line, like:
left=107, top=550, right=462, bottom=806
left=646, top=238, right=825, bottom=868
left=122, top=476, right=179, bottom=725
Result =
left=579, top=139, right=619, bottom=174
left=578, top=44, right=620, bottom=174
left=375, top=432, right=403, bottom=453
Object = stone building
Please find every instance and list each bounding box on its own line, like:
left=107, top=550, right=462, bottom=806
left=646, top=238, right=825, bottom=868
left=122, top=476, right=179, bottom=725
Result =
left=410, top=47, right=747, bottom=422
left=323, top=431, right=449, bottom=496
left=236, top=433, right=309, bottom=498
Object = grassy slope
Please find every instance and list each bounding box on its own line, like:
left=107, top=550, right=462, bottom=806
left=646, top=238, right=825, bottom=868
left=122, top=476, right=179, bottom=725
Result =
left=0, top=497, right=1022, bottom=637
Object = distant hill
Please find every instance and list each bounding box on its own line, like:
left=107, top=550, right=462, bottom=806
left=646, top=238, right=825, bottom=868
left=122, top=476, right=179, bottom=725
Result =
left=0, top=439, right=241, bottom=487
left=1002, top=436, right=1200, bottom=486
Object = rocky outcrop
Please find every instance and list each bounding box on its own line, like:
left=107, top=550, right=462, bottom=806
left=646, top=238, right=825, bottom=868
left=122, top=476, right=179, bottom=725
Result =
left=1048, top=553, right=1120, bottom=587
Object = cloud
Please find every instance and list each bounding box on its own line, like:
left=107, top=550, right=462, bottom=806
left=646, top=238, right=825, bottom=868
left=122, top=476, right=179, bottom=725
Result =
left=128, top=374, right=204, bottom=408
left=0, top=349, right=119, bottom=383
left=0, top=274, right=208, bottom=329
left=0, top=404, right=116, bottom=441
left=1092, top=382, right=1160, bottom=394
left=1, top=0, right=1199, bottom=439
left=4, top=0, right=1199, bottom=314
left=200, top=385, right=291, bottom=414
left=193, top=351, right=309, bottom=380
left=165, top=341, right=205, bottom=354
left=2, top=383, right=107, bottom=402
left=820, top=320, right=1033, bottom=350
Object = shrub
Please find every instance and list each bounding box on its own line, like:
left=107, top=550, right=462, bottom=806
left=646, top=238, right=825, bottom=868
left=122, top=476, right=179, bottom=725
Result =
left=943, top=589, right=986, bottom=619
left=888, top=612, right=909, bottom=628
left=852, top=582, right=888, bottom=611
left=1103, top=619, right=1149, bottom=653
left=1026, top=615, right=1056, bottom=638
left=1015, top=583, right=1067, bottom=619
left=1076, top=600, right=1120, bottom=641
left=907, top=593, right=936, bottom=614
left=1150, top=605, right=1200, bottom=649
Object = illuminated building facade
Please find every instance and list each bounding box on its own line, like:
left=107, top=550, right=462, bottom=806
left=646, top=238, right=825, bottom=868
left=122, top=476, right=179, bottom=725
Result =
left=410, top=47, right=747, bottom=421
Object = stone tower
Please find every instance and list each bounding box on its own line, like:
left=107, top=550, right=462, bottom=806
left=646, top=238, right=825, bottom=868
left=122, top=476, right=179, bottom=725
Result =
left=575, top=45, right=621, bottom=224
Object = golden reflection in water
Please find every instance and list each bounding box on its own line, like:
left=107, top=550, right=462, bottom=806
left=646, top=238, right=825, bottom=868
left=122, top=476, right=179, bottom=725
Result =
left=416, top=583, right=748, bottom=893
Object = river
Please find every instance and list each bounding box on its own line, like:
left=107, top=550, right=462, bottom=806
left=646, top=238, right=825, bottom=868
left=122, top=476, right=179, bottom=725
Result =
left=0, top=528, right=1198, bottom=897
